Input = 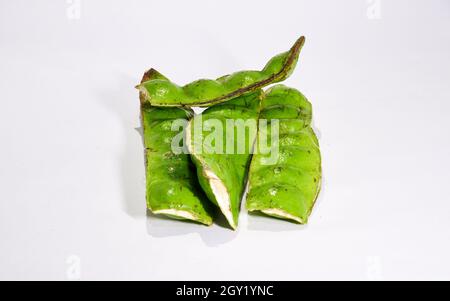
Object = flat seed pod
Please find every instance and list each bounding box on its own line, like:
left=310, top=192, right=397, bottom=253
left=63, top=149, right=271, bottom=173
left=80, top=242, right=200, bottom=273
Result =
left=187, top=91, right=262, bottom=229
left=246, top=85, right=321, bottom=224
left=136, top=37, right=305, bottom=107
left=140, top=69, right=214, bottom=225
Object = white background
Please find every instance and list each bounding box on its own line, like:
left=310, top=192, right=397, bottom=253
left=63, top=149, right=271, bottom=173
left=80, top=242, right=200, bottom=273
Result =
left=1, top=0, right=449, bottom=280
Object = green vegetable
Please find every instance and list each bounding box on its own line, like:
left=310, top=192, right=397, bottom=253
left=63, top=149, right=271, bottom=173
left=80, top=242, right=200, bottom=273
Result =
left=140, top=69, right=213, bottom=225
left=187, top=91, right=262, bottom=229
left=246, top=85, right=321, bottom=224
left=136, top=37, right=305, bottom=107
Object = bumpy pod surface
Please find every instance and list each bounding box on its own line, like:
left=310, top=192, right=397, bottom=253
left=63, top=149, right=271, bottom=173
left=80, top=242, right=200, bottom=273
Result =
left=137, top=37, right=305, bottom=107
left=187, top=91, right=262, bottom=229
left=246, top=85, right=321, bottom=224
left=140, top=69, right=213, bottom=225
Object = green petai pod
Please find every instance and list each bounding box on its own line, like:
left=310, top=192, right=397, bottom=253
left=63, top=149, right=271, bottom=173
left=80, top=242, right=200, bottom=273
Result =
left=187, top=91, right=262, bottom=229
left=136, top=37, right=305, bottom=107
left=246, top=85, right=321, bottom=224
left=140, top=69, right=213, bottom=225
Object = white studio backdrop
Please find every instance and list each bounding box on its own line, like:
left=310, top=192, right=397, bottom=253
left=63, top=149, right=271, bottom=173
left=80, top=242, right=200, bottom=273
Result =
left=0, top=0, right=449, bottom=280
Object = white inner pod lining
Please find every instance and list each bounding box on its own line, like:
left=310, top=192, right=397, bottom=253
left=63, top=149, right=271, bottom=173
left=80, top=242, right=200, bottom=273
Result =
left=203, top=168, right=236, bottom=229
left=153, top=209, right=197, bottom=221
left=186, top=119, right=236, bottom=229
left=260, top=208, right=303, bottom=224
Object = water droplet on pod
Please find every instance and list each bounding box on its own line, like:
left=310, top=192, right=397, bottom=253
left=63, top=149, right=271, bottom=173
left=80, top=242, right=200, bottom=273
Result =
left=269, top=187, right=277, bottom=196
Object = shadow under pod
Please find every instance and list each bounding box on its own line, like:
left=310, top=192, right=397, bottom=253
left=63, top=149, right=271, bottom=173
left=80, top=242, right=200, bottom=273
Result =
left=146, top=210, right=238, bottom=247
left=96, top=73, right=147, bottom=218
